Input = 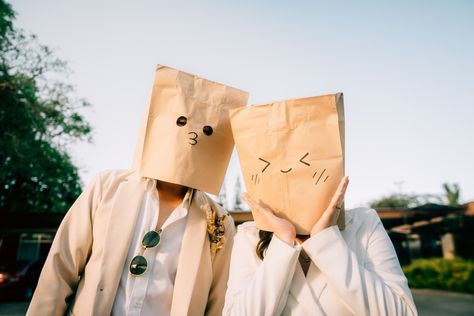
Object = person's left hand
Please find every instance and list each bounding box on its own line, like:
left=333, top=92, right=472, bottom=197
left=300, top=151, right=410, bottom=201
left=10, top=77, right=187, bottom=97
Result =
left=310, top=176, right=349, bottom=236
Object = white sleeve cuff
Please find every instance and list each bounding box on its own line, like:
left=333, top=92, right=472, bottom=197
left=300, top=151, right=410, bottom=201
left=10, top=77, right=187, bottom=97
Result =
left=302, top=225, right=346, bottom=267
left=267, top=234, right=301, bottom=258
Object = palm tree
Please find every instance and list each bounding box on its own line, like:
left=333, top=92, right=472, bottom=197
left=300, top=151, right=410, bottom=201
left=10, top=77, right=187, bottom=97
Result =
left=218, top=182, right=227, bottom=209
left=443, top=183, right=460, bottom=206
left=234, top=177, right=243, bottom=211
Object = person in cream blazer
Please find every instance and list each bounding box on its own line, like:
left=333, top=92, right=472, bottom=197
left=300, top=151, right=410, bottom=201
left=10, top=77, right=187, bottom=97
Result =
left=224, top=178, right=418, bottom=316
left=27, top=169, right=235, bottom=316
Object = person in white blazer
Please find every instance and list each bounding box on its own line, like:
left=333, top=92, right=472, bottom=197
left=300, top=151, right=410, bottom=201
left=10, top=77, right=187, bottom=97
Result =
left=224, top=177, right=418, bottom=316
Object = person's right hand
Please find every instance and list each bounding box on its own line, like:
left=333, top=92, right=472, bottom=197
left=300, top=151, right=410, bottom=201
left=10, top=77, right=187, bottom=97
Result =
left=242, top=192, right=296, bottom=246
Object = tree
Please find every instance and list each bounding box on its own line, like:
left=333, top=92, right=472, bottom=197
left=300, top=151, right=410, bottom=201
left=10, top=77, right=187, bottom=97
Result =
left=0, top=0, right=92, bottom=213
left=370, top=193, right=443, bottom=209
left=234, top=177, right=243, bottom=211
left=218, top=181, right=228, bottom=209
left=370, top=193, right=419, bottom=208
left=0, top=1, right=13, bottom=39
left=443, top=183, right=460, bottom=207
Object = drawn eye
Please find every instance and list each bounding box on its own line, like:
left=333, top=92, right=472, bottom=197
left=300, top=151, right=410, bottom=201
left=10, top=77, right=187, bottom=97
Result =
left=176, top=116, right=187, bottom=127
left=203, top=125, right=213, bottom=136
left=259, top=158, right=271, bottom=173
left=299, top=153, right=310, bottom=166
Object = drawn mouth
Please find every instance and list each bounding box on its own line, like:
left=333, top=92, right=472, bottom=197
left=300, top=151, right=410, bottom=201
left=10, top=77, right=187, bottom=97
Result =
left=280, top=168, right=292, bottom=173
left=188, top=132, right=198, bottom=145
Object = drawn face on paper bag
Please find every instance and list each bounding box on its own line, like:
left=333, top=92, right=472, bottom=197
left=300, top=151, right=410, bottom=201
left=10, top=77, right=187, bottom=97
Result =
left=133, top=65, right=249, bottom=194
left=252, top=153, right=331, bottom=186
left=175, top=115, right=214, bottom=146
left=230, top=94, right=344, bottom=234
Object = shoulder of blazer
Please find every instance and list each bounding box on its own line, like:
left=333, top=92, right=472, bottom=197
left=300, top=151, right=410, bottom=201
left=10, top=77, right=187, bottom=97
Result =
left=346, top=207, right=381, bottom=228
left=342, top=207, right=382, bottom=243
left=93, top=169, right=143, bottom=191
left=95, top=169, right=137, bottom=184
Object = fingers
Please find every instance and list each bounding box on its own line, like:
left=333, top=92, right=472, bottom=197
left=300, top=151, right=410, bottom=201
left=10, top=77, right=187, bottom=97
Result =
left=312, top=177, right=349, bottom=236
left=242, top=192, right=274, bottom=221
left=243, top=192, right=296, bottom=244
left=329, top=176, right=349, bottom=209
left=323, top=176, right=349, bottom=223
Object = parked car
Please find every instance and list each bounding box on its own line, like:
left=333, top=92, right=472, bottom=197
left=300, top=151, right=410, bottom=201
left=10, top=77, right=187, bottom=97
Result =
left=0, top=259, right=45, bottom=301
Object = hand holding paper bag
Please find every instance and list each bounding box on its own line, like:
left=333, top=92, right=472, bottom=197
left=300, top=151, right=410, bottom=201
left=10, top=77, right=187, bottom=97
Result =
left=230, top=93, right=345, bottom=234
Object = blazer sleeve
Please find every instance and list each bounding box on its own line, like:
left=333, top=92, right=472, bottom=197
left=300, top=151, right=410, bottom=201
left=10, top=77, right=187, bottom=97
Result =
left=26, top=173, right=104, bottom=316
left=223, top=223, right=300, bottom=316
left=303, top=209, right=418, bottom=316
left=205, top=214, right=236, bottom=316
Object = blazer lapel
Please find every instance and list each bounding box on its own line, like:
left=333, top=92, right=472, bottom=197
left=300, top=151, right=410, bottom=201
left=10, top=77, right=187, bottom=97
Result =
left=98, top=173, right=148, bottom=314
left=289, top=263, right=325, bottom=315
left=170, top=191, right=208, bottom=316
left=306, top=264, right=327, bottom=300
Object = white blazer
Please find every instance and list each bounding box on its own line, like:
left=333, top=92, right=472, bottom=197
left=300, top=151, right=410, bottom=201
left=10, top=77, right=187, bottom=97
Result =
left=223, top=207, right=418, bottom=316
left=27, top=170, right=235, bottom=316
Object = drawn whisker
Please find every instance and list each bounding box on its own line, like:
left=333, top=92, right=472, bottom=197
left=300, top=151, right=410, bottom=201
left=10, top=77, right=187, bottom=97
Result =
left=315, top=169, right=326, bottom=185
left=324, top=175, right=329, bottom=182
left=313, top=171, right=318, bottom=178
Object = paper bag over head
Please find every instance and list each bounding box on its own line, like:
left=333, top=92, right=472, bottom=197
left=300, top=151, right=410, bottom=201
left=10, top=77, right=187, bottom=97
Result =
left=132, top=65, right=249, bottom=195
left=230, top=93, right=345, bottom=234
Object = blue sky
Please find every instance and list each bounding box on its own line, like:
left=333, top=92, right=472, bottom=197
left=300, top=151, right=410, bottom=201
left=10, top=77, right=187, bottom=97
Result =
left=10, top=0, right=474, bottom=208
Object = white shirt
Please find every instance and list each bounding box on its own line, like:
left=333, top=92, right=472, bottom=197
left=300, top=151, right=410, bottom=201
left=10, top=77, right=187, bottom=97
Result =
left=111, top=179, right=192, bottom=316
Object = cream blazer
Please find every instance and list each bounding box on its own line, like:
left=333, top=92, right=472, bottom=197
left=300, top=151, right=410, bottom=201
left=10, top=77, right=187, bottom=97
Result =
left=224, top=207, right=418, bottom=316
left=27, top=170, right=235, bottom=316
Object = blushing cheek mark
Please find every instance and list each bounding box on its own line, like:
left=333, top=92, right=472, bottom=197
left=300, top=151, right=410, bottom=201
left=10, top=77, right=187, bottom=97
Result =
left=313, top=168, right=329, bottom=185
left=251, top=173, right=261, bottom=185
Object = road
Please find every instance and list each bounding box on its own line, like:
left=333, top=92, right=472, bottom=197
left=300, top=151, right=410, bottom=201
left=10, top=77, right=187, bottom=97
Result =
left=1, top=289, right=473, bottom=315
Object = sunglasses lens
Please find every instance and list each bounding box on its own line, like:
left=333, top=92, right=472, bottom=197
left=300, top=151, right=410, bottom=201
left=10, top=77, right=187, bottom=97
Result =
left=130, top=255, right=147, bottom=275
left=142, top=230, right=161, bottom=248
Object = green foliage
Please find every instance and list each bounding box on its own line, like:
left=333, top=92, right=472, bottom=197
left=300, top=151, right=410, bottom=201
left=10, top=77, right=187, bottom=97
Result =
left=403, top=258, right=474, bottom=294
left=0, top=0, right=92, bottom=213
left=234, top=177, right=243, bottom=210
left=0, top=0, right=14, bottom=39
left=443, top=183, right=460, bottom=206
left=370, top=193, right=442, bottom=209
left=370, top=194, right=418, bottom=208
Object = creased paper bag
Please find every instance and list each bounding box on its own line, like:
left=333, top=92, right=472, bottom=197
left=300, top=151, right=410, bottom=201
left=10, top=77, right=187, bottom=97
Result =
left=230, top=93, right=345, bottom=234
left=133, top=65, right=249, bottom=194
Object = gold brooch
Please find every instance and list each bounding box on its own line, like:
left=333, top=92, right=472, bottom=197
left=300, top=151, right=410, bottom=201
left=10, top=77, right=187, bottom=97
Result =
left=203, top=203, right=226, bottom=260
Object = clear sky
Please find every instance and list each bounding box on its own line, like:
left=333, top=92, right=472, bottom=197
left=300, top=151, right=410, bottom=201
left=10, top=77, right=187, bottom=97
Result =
left=9, top=0, right=474, bottom=209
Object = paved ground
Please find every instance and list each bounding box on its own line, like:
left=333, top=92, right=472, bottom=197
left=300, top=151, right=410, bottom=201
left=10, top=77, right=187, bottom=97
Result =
left=412, top=289, right=474, bottom=316
left=1, top=289, right=473, bottom=315
left=0, top=302, right=28, bottom=316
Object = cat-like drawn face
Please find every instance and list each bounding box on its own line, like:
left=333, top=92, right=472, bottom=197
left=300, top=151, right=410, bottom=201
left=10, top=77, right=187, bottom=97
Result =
left=230, top=93, right=344, bottom=234
left=250, top=153, right=330, bottom=186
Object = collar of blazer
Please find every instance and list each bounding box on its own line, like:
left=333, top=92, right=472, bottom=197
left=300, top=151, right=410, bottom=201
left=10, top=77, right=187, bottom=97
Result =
left=290, top=208, right=363, bottom=313
left=97, top=171, right=212, bottom=316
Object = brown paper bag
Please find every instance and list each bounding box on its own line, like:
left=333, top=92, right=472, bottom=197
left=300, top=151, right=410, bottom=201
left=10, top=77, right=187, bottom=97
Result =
left=230, top=93, right=345, bottom=234
left=132, top=65, right=249, bottom=194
